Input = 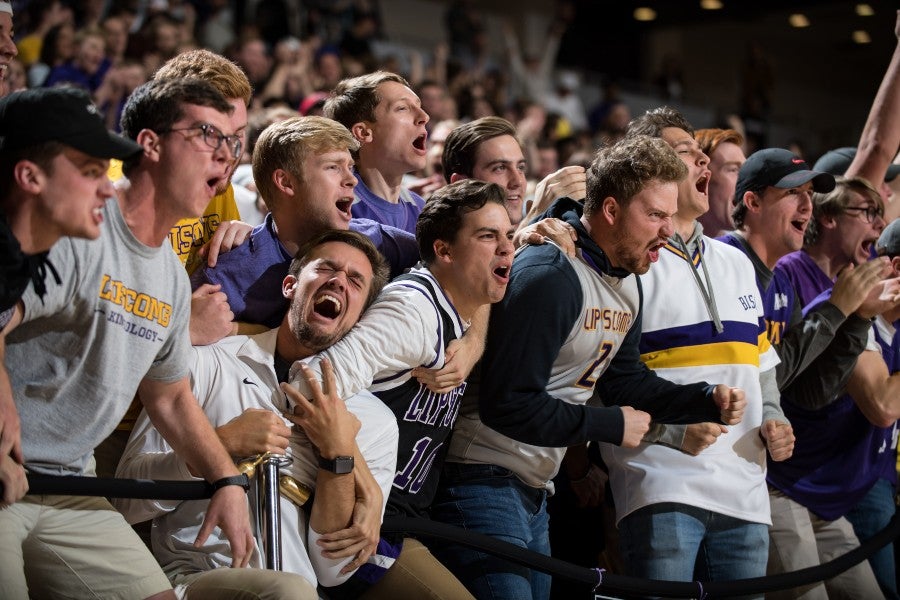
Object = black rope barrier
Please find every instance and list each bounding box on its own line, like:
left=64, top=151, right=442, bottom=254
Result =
left=20, top=474, right=900, bottom=599
left=383, top=513, right=900, bottom=598
left=27, top=473, right=217, bottom=500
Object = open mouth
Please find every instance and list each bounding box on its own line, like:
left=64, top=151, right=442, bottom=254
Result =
left=413, top=133, right=427, bottom=152
left=861, top=239, right=876, bottom=256
left=313, top=293, right=342, bottom=319
left=206, top=176, right=222, bottom=193
left=336, top=197, right=353, bottom=217
left=493, top=265, right=510, bottom=280
left=790, top=219, right=807, bottom=233
left=695, top=172, right=710, bottom=195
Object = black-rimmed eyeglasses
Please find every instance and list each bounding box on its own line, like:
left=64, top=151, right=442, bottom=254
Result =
left=843, top=205, right=884, bottom=224
left=158, top=123, right=242, bottom=158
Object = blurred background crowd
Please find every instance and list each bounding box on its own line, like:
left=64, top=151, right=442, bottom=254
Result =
left=6, top=0, right=898, bottom=222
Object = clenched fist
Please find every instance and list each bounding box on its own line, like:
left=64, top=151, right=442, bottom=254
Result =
left=620, top=406, right=651, bottom=448
left=712, top=385, right=745, bottom=425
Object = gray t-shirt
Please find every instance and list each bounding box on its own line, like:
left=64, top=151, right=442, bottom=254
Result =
left=6, top=198, right=191, bottom=475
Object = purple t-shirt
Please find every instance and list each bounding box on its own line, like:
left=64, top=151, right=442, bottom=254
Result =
left=766, top=286, right=899, bottom=520
left=774, top=250, right=833, bottom=307
left=351, top=172, right=424, bottom=235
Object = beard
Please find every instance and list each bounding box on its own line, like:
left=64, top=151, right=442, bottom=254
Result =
left=293, top=320, right=343, bottom=353
left=609, top=227, right=652, bottom=275
left=289, top=297, right=346, bottom=353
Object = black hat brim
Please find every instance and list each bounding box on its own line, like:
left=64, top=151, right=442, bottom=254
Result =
left=774, top=170, right=836, bottom=194
left=57, top=129, right=143, bottom=161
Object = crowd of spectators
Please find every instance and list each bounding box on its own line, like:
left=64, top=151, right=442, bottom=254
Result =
left=3, top=2, right=900, bottom=599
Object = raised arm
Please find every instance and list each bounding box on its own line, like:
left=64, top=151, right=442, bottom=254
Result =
left=289, top=286, right=437, bottom=401
left=845, top=11, right=900, bottom=189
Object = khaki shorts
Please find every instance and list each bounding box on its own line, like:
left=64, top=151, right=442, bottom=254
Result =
left=0, top=494, right=171, bottom=600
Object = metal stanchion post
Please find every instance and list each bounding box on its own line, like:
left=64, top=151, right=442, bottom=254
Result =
left=257, top=453, right=293, bottom=571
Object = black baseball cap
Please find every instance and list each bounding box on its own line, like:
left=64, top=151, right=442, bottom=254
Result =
left=814, top=146, right=900, bottom=182
left=0, top=88, right=142, bottom=159
left=734, top=148, right=836, bottom=206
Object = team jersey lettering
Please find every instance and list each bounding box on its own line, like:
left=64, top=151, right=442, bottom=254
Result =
left=576, top=340, right=614, bottom=388
left=738, top=294, right=757, bottom=310
left=584, top=307, right=633, bottom=333
left=766, top=318, right=784, bottom=345
left=98, top=274, right=172, bottom=327
left=168, top=213, right=223, bottom=257
left=402, top=381, right=466, bottom=428
left=772, top=292, right=789, bottom=310
left=393, top=436, right=443, bottom=494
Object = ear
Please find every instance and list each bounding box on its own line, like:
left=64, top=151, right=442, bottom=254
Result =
left=891, top=256, right=900, bottom=276
left=136, top=129, right=159, bottom=162
left=449, top=172, right=467, bottom=184
left=820, top=213, right=839, bottom=231
left=601, top=196, right=619, bottom=225
left=744, top=191, right=762, bottom=213
left=272, top=169, right=295, bottom=196
left=13, top=160, right=44, bottom=194
left=282, top=274, right=298, bottom=299
left=351, top=121, right=373, bottom=143
left=432, top=239, right=452, bottom=264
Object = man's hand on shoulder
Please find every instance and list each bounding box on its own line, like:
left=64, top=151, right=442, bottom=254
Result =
left=513, top=217, right=577, bottom=257
left=524, top=166, right=586, bottom=225
left=513, top=218, right=578, bottom=256
left=412, top=337, right=474, bottom=393
left=198, top=220, right=254, bottom=268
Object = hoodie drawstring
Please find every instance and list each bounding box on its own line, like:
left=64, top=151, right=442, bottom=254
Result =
left=671, top=231, right=724, bottom=334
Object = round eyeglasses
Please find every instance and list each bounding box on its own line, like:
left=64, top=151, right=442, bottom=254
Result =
left=159, top=123, right=242, bottom=158
left=843, top=205, right=884, bottom=224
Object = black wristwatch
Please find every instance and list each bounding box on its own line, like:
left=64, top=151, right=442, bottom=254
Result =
left=317, top=455, right=354, bottom=474
left=210, top=473, right=251, bottom=493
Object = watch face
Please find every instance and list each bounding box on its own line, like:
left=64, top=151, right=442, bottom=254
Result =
left=320, top=455, right=354, bottom=474
left=333, top=456, right=354, bottom=474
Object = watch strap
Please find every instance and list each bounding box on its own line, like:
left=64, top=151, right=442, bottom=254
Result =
left=210, top=473, right=251, bottom=493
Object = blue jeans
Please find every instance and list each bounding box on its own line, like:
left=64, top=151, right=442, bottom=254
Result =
left=846, top=478, right=899, bottom=600
left=430, top=463, right=551, bottom=600
left=618, top=502, right=768, bottom=597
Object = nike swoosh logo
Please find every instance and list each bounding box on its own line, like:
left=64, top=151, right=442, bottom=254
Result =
left=242, top=377, right=257, bottom=386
